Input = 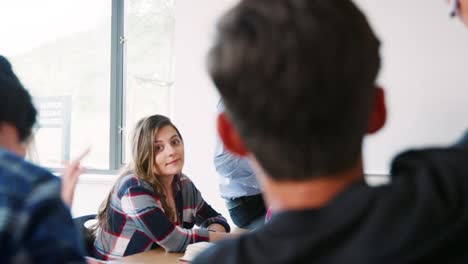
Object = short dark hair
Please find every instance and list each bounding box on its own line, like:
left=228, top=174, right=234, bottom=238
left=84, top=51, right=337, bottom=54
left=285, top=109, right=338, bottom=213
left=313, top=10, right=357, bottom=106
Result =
left=0, top=55, right=37, bottom=142
left=208, top=0, right=380, bottom=181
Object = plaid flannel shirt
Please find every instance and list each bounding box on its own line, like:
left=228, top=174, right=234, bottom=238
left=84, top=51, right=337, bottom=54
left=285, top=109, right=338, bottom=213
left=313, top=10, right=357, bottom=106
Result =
left=94, top=173, right=230, bottom=260
left=0, top=148, right=86, bottom=264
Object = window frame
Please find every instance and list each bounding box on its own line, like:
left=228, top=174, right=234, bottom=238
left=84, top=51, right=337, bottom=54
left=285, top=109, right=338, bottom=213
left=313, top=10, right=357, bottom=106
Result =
left=76, top=0, right=124, bottom=174
left=43, top=0, right=173, bottom=174
left=108, top=0, right=125, bottom=173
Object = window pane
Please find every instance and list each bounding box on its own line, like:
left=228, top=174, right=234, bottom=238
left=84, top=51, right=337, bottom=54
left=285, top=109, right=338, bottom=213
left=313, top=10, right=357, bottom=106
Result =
left=124, top=0, right=175, bottom=162
left=1, top=0, right=111, bottom=169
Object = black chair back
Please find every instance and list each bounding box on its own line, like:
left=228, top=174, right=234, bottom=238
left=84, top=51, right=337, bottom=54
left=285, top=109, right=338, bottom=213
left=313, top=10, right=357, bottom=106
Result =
left=73, top=214, right=97, bottom=256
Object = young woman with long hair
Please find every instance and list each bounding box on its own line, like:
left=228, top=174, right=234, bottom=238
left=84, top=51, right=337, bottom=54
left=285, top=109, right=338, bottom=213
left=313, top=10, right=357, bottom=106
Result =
left=93, top=115, right=231, bottom=260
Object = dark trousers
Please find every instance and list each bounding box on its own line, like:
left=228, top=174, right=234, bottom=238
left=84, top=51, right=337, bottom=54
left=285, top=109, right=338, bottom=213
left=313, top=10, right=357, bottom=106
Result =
left=225, top=193, right=266, bottom=229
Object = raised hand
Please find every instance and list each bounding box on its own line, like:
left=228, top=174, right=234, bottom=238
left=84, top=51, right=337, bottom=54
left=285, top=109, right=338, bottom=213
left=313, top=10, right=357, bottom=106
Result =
left=61, top=148, right=90, bottom=207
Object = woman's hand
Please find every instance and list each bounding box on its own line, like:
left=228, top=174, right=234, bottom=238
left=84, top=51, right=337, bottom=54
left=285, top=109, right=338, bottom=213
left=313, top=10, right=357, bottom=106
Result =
left=61, top=148, right=90, bottom=207
left=207, top=223, right=244, bottom=242
left=208, top=230, right=240, bottom=242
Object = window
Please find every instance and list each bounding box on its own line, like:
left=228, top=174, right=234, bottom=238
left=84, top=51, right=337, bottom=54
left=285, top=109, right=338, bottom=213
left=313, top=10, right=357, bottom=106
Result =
left=123, top=0, right=175, bottom=163
left=0, top=0, right=174, bottom=171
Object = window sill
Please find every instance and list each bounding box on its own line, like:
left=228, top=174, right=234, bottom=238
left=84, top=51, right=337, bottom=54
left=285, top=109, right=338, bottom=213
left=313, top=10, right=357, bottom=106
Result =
left=78, top=173, right=118, bottom=185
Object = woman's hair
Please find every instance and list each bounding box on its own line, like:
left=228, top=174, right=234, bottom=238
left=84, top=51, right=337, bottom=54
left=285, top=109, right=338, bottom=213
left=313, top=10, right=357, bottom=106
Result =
left=94, top=115, right=183, bottom=235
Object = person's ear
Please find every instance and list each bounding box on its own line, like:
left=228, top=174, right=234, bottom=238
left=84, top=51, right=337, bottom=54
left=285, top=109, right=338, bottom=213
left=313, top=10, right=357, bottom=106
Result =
left=0, top=122, right=26, bottom=157
left=367, top=86, right=387, bottom=134
left=217, top=112, right=249, bottom=156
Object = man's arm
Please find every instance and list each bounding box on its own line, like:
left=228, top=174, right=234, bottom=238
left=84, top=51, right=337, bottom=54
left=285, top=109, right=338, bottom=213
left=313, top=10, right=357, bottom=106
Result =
left=23, top=179, right=86, bottom=263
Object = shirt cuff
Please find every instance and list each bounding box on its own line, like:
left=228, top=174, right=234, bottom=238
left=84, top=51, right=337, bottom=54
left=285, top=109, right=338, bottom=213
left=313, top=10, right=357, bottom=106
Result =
left=195, top=228, right=210, bottom=242
left=199, top=217, right=231, bottom=233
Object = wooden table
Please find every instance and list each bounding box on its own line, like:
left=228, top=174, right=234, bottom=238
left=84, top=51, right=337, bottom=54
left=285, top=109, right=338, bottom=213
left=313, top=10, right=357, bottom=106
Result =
left=114, top=228, right=248, bottom=263
left=116, top=248, right=183, bottom=264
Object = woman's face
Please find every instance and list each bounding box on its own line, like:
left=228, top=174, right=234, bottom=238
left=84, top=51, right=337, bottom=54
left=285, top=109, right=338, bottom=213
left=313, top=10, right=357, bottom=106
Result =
left=152, top=125, right=184, bottom=177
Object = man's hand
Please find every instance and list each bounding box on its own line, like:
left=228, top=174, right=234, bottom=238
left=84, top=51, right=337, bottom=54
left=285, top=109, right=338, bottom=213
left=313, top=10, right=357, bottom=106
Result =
left=61, top=148, right=90, bottom=207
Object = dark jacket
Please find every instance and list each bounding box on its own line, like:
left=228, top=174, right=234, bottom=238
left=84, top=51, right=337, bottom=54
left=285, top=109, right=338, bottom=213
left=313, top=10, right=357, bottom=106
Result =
left=193, top=132, right=468, bottom=264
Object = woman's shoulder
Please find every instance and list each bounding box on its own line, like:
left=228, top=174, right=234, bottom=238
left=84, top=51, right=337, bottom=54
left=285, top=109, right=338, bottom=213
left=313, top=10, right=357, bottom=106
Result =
left=178, top=173, right=201, bottom=192
left=115, top=174, right=153, bottom=195
left=179, top=173, right=192, bottom=183
left=178, top=173, right=196, bottom=186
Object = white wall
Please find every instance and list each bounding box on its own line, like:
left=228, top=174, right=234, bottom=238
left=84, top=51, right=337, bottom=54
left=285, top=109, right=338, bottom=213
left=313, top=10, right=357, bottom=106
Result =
left=169, top=0, right=240, bottom=222
left=356, top=0, right=468, bottom=174
left=72, top=174, right=114, bottom=216
left=72, top=1, right=468, bottom=220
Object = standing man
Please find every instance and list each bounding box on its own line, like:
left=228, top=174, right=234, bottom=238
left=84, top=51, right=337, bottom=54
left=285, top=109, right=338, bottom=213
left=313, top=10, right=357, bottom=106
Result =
left=194, top=0, right=468, bottom=263
left=214, top=100, right=266, bottom=229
